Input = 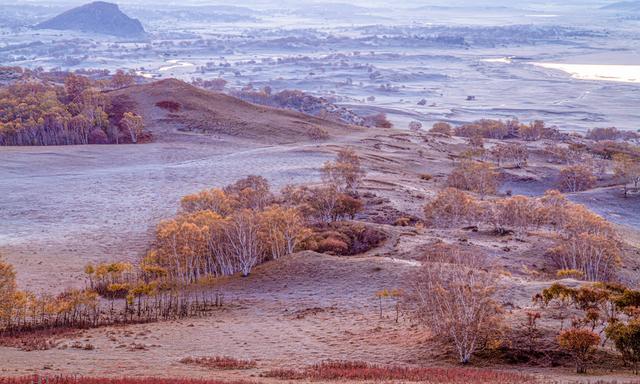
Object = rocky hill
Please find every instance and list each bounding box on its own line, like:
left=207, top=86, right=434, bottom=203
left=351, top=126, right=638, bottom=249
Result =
left=35, top=1, right=146, bottom=38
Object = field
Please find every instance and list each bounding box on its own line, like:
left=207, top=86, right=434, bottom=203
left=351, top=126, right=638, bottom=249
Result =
left=2, top=1, right=640, bottom=383
left=2, top=86, right=640, bottom=381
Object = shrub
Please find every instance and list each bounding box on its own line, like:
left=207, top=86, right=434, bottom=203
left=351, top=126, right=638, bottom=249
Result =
left=586, top=127, right=638, bottom=142
left=519, top=120, right=546, bottom=141
left=491, top=143, right=528, bottom=168
left=493, top=195, right=542, bottom=236
left=447, top=161, right=501, bottom=198
left=423, top=188, right=481, bottom=228
left=155, top=100, right=181, bottom=112
left=316, top=237, right=350, bottom=254
left=454, top=119, right=508, bottom=139
left=262, top=360, right=536, bottom=383
left=308, top=126, right=329, bottom=140
left=606, top=318, right=640, bottom=374
left=0, top=255, right=16, bottom=323
left=180, top=188, right=236, bottom=216
left=412, top=253, right=501, bottom=364
left=589, top=140, right=640, bottom=160
left=557, top=328, right=600, bottom=373
left=307, top=222, right=387, bottom=256
left=179, top=356, right=257, bottom=370
left=334, top=194, right=363, bottom=219
left=408, top=121, right=423, bottom=132
left=613, top=154, right=640, bottom=195
left=321, top=148, right=366, bottom=194
left=430, top=122, right=452, bottom=136
left=0, top=327, right=78, bottom=351
left=547, top=233, right=620, bottom=282
left=543, top=144, right=583, bottom=164
left=363, top=113, right=393, bottom=128
left=467, top=135, right=484, bottom=148
left=557, top=165, right=596, bottom=192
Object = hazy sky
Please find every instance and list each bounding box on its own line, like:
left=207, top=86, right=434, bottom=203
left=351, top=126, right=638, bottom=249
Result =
left=0, top=0, right=622, bottom=8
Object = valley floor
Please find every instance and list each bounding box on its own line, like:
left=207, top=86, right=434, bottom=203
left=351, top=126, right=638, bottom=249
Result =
left=2, top=126, right=640, bottom=383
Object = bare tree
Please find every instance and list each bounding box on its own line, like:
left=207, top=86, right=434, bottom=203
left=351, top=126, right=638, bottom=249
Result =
left=558, top=165, right=596, bottom=192
left=411, top=251, right=501, bottom=364
left=613, top=154, right=640, bottom=196
left=322, top=148, right=366, bottom=194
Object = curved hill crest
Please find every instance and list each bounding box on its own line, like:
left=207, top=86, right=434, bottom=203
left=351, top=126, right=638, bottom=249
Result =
left=107, top=79, right=358, bottom=144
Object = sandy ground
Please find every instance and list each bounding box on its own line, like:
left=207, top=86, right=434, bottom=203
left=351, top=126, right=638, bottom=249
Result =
left=0, top=251, right=428, bottom=378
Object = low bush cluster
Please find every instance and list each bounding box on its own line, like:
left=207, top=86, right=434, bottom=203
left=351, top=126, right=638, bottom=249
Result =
left=586, top=127, right=639, bottom=142
left=262, top=360, right=537, bottom=383
left=304, top=222, right=387, bottom=256
left=0, top=378, right=253, bottom=384
left=557, top=165, right=597, bottom=192
left=180, top=356, right=257, bottom=370
left=453, top=119, right=556, bottom=141
left=536, top=282, right=640, bottom=373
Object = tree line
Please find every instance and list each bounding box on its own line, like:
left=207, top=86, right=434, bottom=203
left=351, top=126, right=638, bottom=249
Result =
left=0, top=70, right=145, bottom=146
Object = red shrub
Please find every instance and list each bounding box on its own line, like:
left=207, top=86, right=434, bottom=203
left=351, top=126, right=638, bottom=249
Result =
left=0, top=328, right=80, bottom=351
left=179, top=356, right=257, bottom=370
left=155, top=100, right=181, bottom=112
left=316, top=237, right=350, bottom=254
left=0, top=377, right=254, bottom=384
left=262, top=361, right=537, bottom=383
left=306, top=222, right=387, bottom=256
left=88, top=128, right=109, bottom=144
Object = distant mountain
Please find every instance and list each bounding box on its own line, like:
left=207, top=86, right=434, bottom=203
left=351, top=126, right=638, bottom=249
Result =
left=35, top=1, right=146, bottom=38
left=601, top=1, right=640, bottom=11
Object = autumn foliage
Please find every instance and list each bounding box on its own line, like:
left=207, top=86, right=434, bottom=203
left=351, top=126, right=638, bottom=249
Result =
left=430, top=122, right=452, bottom=136
left=535, top=282, right=640, bottom=373
left=557, top=165, right=597, bottom=192
left=446, top=160, right=501, bottom=198
left=423, top=188, right=482, bottom=228
left=0, top=73, right=146, bottom=146
left=424, top=189, right=620, bottom=281
left=148, top=176, right=308, bottom=281
left=557, top=328, right=600, bottom=373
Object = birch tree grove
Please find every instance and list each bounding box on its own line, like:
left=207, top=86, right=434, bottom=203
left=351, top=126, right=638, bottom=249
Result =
left=147, top=176, right=310, bottom=282
left=225, top=210, right=262, bottom=277
left=0, top=75, right=146, bottom=146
